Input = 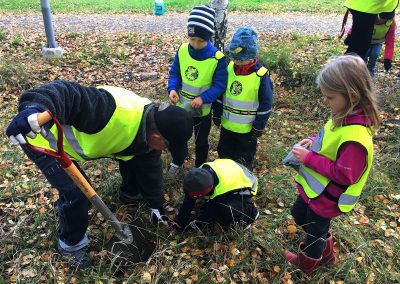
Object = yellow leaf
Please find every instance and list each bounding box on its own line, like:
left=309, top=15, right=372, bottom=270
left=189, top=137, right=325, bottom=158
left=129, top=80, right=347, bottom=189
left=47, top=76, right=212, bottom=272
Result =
left=227, top=258, right=235, bottom=267
left=287, top=225, right=297, bottom=233
left=3, top=192, right=12, bottom=198
left=273, top=265, right=280, bottom=273
left=142, top=272, right=151, bottom=283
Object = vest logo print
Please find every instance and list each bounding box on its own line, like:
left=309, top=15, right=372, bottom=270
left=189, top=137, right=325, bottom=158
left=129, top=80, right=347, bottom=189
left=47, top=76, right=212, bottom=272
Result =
left=185, top=66, right=199, bottom=81
left=230, top=81, right=243, bottom=96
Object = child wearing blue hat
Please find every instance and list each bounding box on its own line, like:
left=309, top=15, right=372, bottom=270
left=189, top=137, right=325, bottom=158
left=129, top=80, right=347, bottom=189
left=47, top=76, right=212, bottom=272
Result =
left=213, top=27, right=273, bottom=170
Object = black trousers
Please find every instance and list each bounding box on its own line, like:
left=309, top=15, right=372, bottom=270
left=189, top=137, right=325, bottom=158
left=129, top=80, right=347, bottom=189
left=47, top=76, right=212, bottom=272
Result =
left=174, top=113, right=212, bottom=167
left=217, top=127, right=257, bottom=171
left=198, top=194, right=258, bottom=226
left=119, top=149, right=164, bottom=209
left=346, top=9, right=376, bottom=59
left=291, top=196, right=331, bottom=259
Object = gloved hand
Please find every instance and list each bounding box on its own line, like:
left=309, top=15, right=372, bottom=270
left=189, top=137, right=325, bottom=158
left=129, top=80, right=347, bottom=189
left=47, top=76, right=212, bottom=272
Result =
left=6, top=107, right=47, bottom=145
left=171, top=220, right=184, bottom=232
left=213, top=117, right=221, bottom=128
left=384, top=59, right=392, bottom=71
left=171, top=220, right=201, bottom=232
left=179, top=220, right=200, bottom=232
left=343, top=35, right=351, bottom=46
left=150, top=208, right=171, bottom=227
left=251, top=128, right=263, bottom=139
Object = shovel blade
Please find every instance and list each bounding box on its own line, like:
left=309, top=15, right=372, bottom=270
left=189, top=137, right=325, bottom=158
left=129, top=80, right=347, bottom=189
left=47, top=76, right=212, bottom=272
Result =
left=105, top=218, right=156, bottom=265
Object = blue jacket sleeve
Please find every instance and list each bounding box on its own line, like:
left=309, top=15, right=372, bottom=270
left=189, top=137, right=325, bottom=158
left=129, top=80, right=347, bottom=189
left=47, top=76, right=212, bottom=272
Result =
left=200, top=57, right=228, bottom=104
left=167, top=51, right=182, bottom=93
left=253, top=75, right=273, bottom=131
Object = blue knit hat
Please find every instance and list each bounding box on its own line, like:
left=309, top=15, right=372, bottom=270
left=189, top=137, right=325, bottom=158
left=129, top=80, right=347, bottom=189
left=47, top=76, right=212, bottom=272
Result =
left=187, top=5, right=215, bottom=41
left=228, top=27, right=258, bottom=61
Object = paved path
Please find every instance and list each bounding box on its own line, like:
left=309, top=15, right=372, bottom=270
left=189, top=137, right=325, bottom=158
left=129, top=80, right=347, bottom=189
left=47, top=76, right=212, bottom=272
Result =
left=1, top=12, right=399, bottom=36
left=0, top=12, right=354, bottom=35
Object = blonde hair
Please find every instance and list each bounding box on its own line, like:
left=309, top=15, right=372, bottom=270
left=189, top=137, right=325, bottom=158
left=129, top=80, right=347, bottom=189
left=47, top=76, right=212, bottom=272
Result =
left=316, top=54, right=380, bottom=132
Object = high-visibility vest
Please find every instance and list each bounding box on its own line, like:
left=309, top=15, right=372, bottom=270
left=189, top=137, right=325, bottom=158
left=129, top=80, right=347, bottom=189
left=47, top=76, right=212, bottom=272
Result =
left=221, top=62, right=268, bottom=133
left=371, top=20, right=393, bottom=44
left=27, top=86, right=151, bottom=162
left=344, top=0, right=399, bottom=14
left=202, top=159, right=258, bottom=200
left=176, top=43, right=224, bottom=116
left=295, top=119, right=373, bottom=213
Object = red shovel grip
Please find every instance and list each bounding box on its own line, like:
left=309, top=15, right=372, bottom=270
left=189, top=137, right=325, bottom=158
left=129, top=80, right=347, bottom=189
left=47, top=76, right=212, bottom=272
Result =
left=26, top=111, right=72, bottom=168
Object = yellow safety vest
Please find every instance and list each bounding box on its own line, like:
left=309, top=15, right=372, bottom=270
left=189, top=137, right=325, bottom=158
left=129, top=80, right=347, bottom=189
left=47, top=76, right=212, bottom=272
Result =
left=221, top=62, right=268, bottom=133
left=344, top=0, right=399, bottom=14
left=295, top=119, right=373, bottom=213
left=176, top=43, right=224, bottom=116
left=202, top=159, right=258, bottom=200
left=371, top=20, right=393, bottom=44
left=27, top=86, right=151, bottom=162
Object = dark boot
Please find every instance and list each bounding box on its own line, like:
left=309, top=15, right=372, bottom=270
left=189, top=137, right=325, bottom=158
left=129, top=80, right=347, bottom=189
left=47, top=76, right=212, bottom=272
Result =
left=284, top=243, right=322, bottom=275
left=321, top=232, right=336, bottom=265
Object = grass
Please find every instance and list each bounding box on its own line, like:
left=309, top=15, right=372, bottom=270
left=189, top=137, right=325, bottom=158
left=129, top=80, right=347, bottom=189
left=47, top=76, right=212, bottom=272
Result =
left=0, top=0, right=345, bottom=13
left=0, top=31, right=399, bottom=283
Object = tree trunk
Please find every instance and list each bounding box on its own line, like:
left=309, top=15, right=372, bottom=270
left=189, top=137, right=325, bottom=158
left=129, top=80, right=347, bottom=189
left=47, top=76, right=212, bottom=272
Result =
left=210, top=0, right=228, bottom=52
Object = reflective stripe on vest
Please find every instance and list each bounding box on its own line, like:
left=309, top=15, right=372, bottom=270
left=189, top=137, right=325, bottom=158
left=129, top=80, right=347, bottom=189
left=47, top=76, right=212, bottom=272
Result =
left=221, top=62, right=268, bottom=133
left=27, top=86, right=151, bottom=162
left=202, top=159, right=258, bottom=199
left=295, top=119, right=373, bottom=212
left=344, top=0, right=399, bottom=14
left=371, top=20, right=393, bottom=44
left=176, top=43, right=223, bottom=116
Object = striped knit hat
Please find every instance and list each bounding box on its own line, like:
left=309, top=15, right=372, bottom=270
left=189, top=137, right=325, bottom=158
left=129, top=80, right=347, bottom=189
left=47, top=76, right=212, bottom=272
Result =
left=187, top=5, right=215, bottom=41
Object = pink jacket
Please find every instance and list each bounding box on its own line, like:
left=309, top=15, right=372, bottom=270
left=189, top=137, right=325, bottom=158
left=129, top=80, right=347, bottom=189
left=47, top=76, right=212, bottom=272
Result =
left=347, top=19, right=396, bottom=60
left=297, top=108, right=371, bottom=218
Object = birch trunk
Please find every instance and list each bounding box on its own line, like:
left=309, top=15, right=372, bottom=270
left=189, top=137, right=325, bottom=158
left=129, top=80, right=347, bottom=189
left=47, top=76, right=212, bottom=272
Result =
left=210, top=0, right=228, bottom=52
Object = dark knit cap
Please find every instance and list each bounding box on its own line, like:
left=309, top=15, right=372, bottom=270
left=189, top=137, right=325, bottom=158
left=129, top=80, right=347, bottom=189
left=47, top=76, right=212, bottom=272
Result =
left=154, top=104, right=193, bottom=164
left=187, top=5, right=215, bottom=41
left=183, top=168, right=214, bottom=198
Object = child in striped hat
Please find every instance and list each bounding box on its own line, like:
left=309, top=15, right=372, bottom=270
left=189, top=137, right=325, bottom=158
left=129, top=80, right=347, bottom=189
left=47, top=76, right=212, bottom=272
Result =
left=166, top=4, right=228, bottom=178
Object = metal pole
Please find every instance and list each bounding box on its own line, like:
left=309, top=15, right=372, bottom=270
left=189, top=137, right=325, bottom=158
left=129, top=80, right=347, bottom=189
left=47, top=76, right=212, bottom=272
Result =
left=40, top=0, right=64, bottom=58
left=210, top=0, right=228, bottom=52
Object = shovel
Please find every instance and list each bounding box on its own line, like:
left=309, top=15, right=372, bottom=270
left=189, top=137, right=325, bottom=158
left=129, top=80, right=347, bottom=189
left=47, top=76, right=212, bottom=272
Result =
left=28, top=111, right=155, bottom=264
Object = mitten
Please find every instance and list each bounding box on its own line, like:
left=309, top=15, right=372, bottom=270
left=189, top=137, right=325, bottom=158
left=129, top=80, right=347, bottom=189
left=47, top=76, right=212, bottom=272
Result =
left=251, top=128, right=263, bottom=139
left=213, top=117, right=221, bottom=127
left=6, top=107, right=46, bottom=145
left=384, top=59, right=392, bottom=71
left=150, top=208, right=171, bottom=227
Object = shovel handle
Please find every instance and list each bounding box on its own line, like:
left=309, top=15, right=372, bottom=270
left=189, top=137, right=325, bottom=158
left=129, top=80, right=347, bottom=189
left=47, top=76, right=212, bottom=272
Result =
left=28, top=111, right=132, bottom=242
left=27, top=111, right=96, bottom=199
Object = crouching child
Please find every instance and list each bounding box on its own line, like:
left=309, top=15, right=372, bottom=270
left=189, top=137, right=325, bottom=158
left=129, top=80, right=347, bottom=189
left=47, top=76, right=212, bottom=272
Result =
left=173, top=159, right=259, bottom=232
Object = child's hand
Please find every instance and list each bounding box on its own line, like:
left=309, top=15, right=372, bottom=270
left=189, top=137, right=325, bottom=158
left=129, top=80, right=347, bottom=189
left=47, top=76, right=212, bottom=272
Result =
left=191, top=97, right=203, bottom=108
left=298, top=139, right=312, bottom=148
left=169, top=90, right=179, bottom=105
left=292, top=146, right=310, bottom=164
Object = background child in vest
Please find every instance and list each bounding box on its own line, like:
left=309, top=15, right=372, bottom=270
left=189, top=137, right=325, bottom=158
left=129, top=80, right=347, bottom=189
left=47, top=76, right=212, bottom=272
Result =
left=344, top=11, right=396, bottom=77
left=213, top=27, right=273, bottom=171
left=167, top=4, right=228, bottom=175
left=172, top=159, right=259, bottom=232
left=284, top=55, right=380, bottom=274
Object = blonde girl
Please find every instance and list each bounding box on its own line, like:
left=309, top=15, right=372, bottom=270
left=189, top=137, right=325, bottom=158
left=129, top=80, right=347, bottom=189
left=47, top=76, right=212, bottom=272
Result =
left=284, top=55, right=380, bottom=274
